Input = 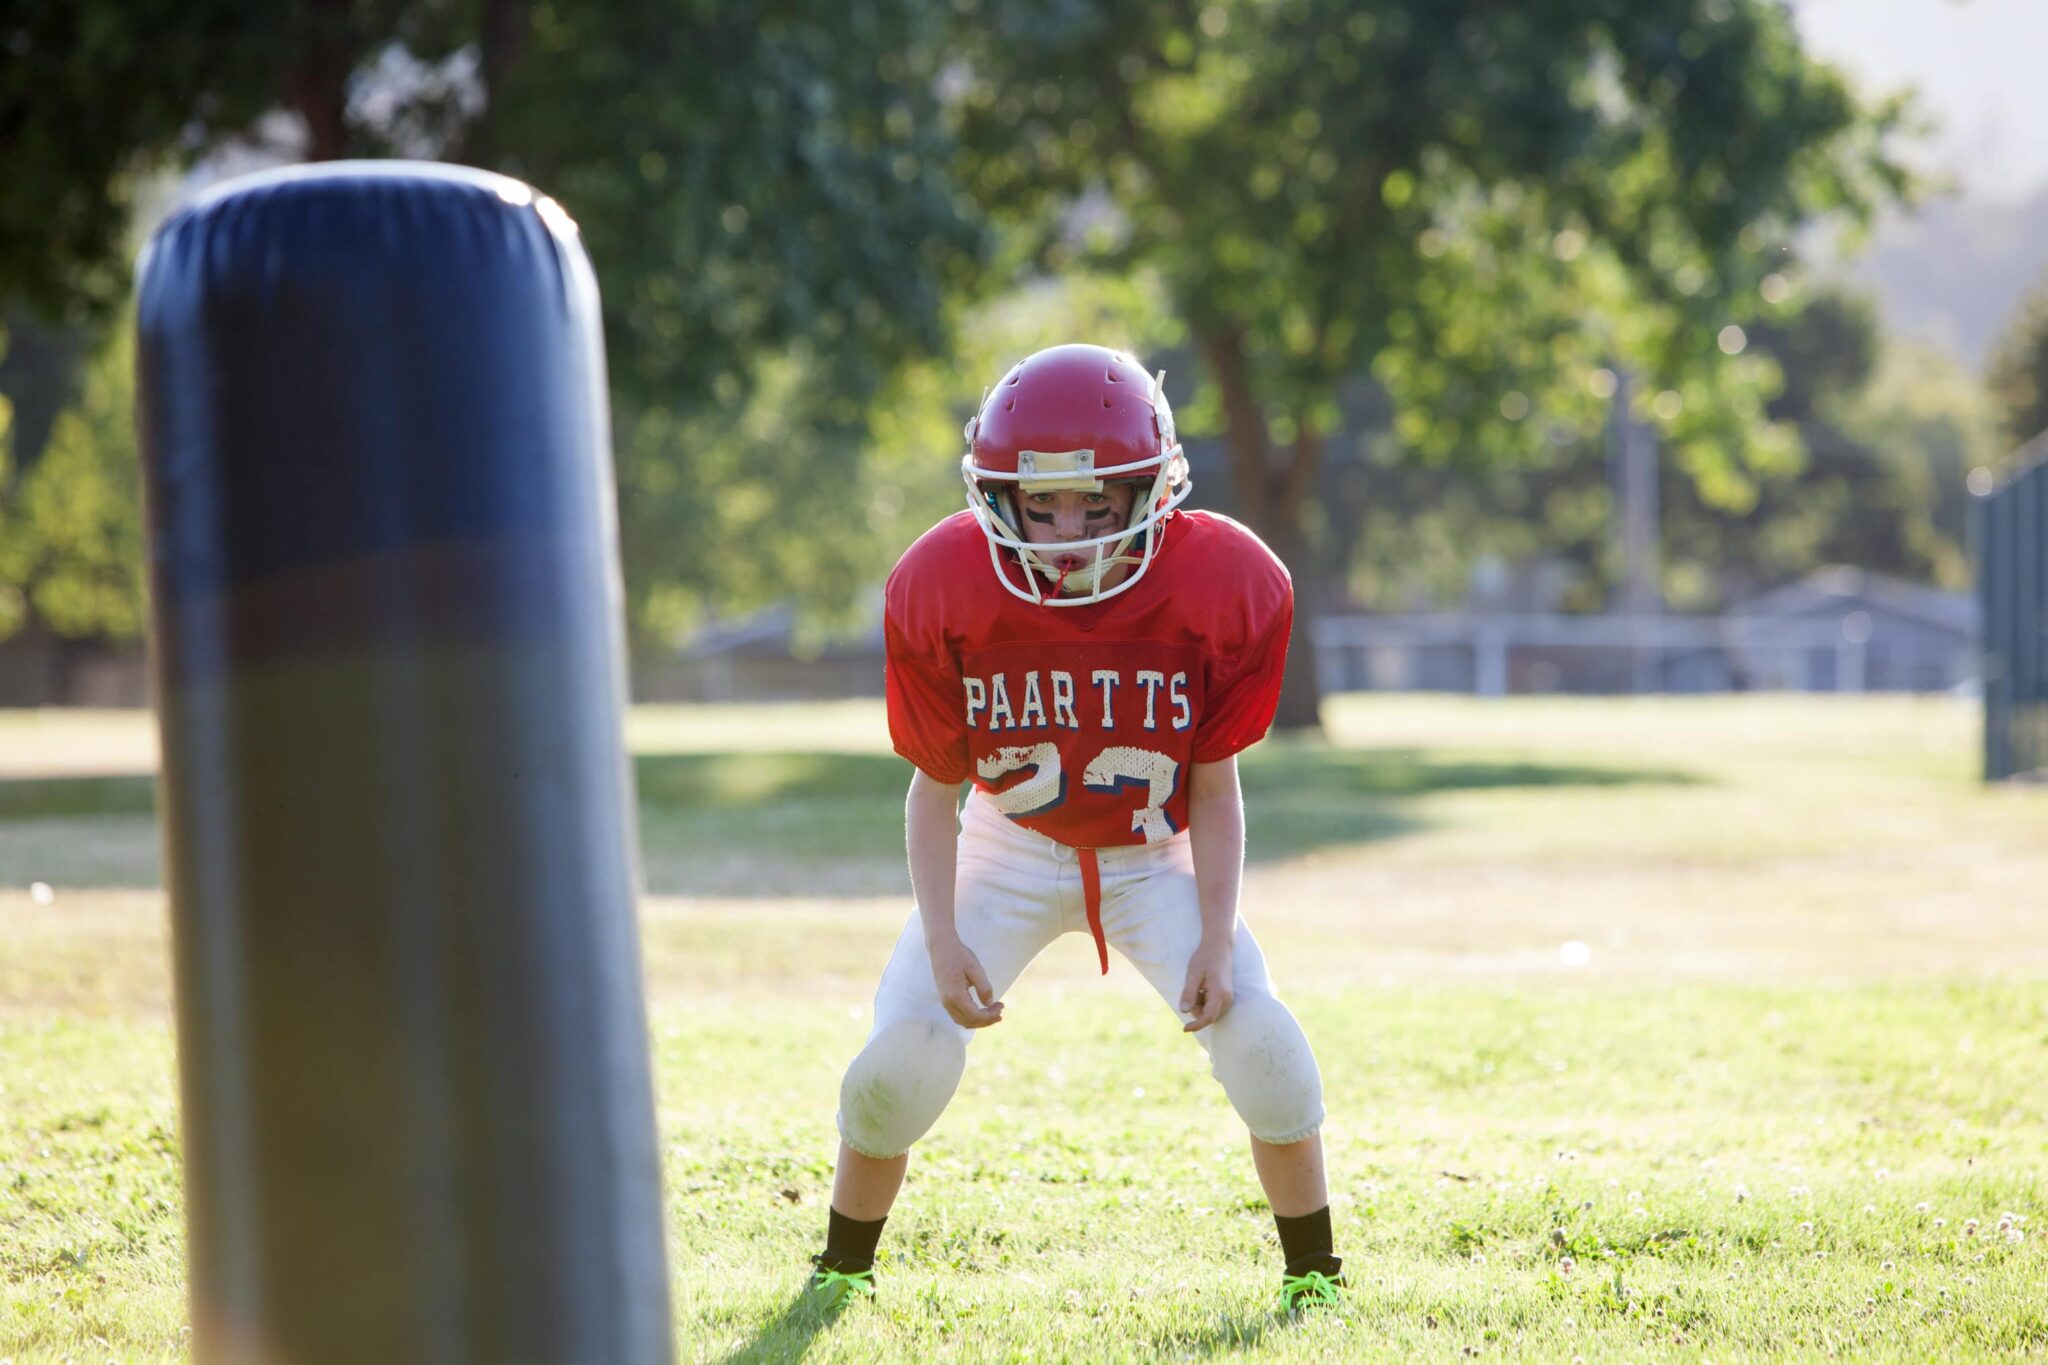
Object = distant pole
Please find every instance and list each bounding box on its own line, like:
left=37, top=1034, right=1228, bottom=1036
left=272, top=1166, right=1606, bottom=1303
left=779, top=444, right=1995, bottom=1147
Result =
left=1475, top=621, right=1509, bottom=699
left=135, top=164, right=673, bottom=1365
left=1608, top=367, right=1662, bottom=693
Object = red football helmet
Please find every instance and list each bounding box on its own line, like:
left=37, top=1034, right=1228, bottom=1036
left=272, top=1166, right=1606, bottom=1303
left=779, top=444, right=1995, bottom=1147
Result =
left=962, top=343, right=1191, bottom=606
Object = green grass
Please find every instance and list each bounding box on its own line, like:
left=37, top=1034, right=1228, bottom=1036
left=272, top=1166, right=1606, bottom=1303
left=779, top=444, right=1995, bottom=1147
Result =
left=0, top=730, right=1689, bottom=887
left=6, top=986, right=2044, bottom=1362
left=2, top=696, right=2046, bottom=1362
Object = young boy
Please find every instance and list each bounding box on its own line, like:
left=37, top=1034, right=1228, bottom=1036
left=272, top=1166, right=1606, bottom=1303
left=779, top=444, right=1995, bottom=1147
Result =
left=810, top=343, right=1342, bottom=1310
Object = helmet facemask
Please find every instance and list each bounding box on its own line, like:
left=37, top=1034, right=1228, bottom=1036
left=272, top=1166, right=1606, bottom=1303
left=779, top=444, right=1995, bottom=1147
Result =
left=962, top=369, right=1192, bottom=607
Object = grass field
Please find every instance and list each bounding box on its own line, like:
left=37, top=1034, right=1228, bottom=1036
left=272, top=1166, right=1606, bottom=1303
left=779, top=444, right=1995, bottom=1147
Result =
left=2, top=695, right=2045, bottom=1362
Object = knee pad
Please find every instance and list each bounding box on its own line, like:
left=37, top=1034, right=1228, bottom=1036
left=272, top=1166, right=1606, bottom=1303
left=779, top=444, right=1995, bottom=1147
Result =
left=1203, top=995, right=1324, bottom=1145
left=836, top=1017, right=968, bottom=1159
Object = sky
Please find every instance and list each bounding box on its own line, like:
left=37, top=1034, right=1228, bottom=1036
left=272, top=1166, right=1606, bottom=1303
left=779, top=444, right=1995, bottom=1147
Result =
left=1793, top=0, right=2048, bottom=203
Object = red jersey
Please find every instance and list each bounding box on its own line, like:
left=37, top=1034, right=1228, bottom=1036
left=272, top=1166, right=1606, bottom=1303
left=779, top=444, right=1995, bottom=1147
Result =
left=884, top=509, right=1293, bottom=849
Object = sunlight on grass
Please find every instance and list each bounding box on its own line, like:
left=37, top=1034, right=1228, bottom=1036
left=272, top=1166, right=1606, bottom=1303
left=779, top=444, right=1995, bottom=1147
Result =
left=2, top=696, right=2044, bottom=1361
left=4, top=987, right=2042, bottom=1362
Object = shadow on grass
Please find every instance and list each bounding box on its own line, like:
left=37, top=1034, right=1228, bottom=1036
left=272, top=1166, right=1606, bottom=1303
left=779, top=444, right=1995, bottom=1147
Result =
left=0, top=745, right=1695, bottom=895
left=630, top=746, right=1693, bottom=892
left=0, top=774, right=156, bottom=821
left=705, top=1285, right=1284, bottom=1364
left=709, top=1286, right=854, bottom=1365
left=1239, top=744, right=1697, bottom=860
left=1148, top=1307, right=1280, bottom=1357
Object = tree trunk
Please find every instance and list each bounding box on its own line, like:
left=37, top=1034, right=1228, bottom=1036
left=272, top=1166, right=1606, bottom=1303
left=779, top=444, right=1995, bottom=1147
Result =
left=1257, top=505, right=1326, bottom=733
left=461, top=0, right=528, bottom=169
left=1269, top=426, right=1327, bottom=733
left=285, top=0, right=353, bottom=161
left=286, top=70, right=348, bottom=160
left=1197, top=327, right=1326, bottom=733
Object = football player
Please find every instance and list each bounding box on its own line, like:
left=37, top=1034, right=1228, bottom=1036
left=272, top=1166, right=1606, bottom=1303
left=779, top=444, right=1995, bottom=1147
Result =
left=808, top=343, right=1342, bottom=1312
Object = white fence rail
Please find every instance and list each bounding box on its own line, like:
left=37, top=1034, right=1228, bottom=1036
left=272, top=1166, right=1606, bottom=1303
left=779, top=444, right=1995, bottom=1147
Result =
left=1310, top=613, right=1975, bottom=697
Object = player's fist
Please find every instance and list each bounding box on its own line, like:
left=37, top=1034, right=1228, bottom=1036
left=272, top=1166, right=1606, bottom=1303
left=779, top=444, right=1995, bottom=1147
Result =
left=929, top=931, right=1004, bottom=1029
left=1179, top=937, right=1235, bottom=1032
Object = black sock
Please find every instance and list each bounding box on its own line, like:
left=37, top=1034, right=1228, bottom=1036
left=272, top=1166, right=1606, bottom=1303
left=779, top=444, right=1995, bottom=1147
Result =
left=1275, top=1206, right=1338, bottom=1274
left=820, top=1208, right=887, bottom=1270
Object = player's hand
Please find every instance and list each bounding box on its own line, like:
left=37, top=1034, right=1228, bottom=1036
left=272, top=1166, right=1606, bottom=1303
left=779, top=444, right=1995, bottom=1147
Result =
left=928, top=931, right=1004, bottom=1029
left=1179, top=937, right=1235, bottom=1032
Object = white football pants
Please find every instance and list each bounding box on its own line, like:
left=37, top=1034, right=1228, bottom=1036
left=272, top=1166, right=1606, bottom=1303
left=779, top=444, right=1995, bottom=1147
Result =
left=837, top=790, right=1325, bottom=1159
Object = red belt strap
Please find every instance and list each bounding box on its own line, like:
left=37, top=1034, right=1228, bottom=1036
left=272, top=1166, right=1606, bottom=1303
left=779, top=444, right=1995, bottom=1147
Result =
left=1078, top=847, right=1107, bottom=975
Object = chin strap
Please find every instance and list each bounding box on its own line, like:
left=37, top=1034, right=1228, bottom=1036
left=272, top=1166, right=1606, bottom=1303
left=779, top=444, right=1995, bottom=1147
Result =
left=1032, top=544, right=1146, bottom=600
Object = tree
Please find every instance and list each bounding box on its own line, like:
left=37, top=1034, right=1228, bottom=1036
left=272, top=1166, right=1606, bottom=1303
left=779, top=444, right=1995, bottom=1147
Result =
left=468, top=2, right=984, bottom=644
left=1, top=2, right=345, bottom=322
left=950, top=0, right=1910, bottom=726
left=613, top=270, right=1178, bottom=644
left=1664, top=290, right=1981, bottom=598
left=1, top=2, right=983, bottom=645
left=1848, top=339, right=1997, bottom=580
left=0, top=321, right=145, bottom=641
left=2, top=0, right=981, bottom=406
left=1988, top=274, right=2048, bottom=454
left=1328, top=288, right=1987, bottom=616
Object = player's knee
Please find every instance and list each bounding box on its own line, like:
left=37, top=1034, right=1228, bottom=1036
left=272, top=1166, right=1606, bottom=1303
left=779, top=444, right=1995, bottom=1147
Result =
left=836, top=1017, right=968, bottom=1159
left=1205, top=995, right=1324, bottom=1144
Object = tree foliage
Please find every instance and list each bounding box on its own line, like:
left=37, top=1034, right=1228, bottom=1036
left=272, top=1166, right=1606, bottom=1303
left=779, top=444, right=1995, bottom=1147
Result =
left=950, top=0, right=1912, bottom=722
left=465, top=2, right=984, bottom=643
left=1, top=0, right=1918, bottom=678
left=1667, top=290, right=1983, bottom=598
left=0, top=322, right=144, bottom=639
left=0, top=1, right=982, bottom=645
left=620, top=271, right=1178, bottom=643
left=1988, top=273, right=2048, bottom=454
left=1, top=2, right=371, bottom=321
left=477, top=2, right=979, bottom=411
left=1335, top=289, right=1989, bottom=614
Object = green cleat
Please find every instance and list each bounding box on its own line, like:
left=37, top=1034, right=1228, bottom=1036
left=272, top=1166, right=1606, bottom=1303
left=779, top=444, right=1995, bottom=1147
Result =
left=1280, top=1264, right=1347, bottom=1313
left=807, top=1254, right=877, bottom=1306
